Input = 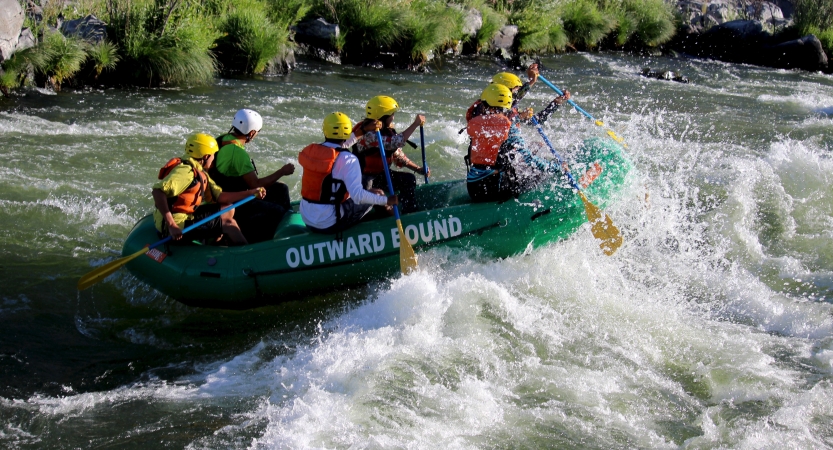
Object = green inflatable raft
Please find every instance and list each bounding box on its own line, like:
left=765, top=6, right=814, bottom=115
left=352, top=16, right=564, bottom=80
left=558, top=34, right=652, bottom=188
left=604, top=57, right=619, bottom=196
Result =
left=122, top=137, right=631, bottom=308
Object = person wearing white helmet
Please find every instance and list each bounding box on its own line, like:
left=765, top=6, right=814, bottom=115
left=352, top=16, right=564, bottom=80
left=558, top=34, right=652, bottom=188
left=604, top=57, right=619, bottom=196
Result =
left=208, top=108, right=295, bottom=243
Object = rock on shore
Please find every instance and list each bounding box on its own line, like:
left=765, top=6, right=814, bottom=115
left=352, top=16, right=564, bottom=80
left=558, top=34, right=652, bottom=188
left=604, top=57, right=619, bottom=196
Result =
left=672, top=0, right=828, bottom=71
left=0, top=0, right=24, bottom=62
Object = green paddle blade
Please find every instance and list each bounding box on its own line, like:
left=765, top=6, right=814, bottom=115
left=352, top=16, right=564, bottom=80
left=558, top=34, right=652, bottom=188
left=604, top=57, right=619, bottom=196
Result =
left=396, top=219, right=418, bottom=274
left=579, top=192, right=623, bottom=256
left=77, top=247, right=148, bottom=290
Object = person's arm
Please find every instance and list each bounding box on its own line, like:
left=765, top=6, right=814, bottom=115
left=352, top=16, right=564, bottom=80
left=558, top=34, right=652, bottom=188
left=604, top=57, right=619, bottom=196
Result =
left=391, top=149, right=429, bottom=176
left=216, top=186, right=266, bottom=205
left=505, top=126, right=560, bottom=173
left=399, top=114, right=426, bottom=141
left=334, top=153, right=396, bottom=206
left=243, top=163, right=295, bottom=189
left=152, top=188, right=182, bottom=240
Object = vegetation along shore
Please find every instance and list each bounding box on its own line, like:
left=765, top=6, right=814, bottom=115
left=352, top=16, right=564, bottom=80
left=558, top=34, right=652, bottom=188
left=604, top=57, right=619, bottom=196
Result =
left=0, top=0, right=831, bottom=94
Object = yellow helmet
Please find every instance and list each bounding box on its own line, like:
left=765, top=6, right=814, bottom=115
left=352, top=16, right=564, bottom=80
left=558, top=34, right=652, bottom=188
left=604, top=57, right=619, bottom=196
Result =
left=365, top=95, right=399, bottom=120
left=323, top=112, right=353, bottom=140
left=480, top=84, right=513, bottom=109
left=491, top=72, right=523, bottom=90
left=184, top=133, right=219, bottom=159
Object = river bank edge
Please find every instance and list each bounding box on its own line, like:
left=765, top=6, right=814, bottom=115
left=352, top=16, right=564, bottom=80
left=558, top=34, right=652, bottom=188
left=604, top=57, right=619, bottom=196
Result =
left=0, top=0, right=830, bottom=97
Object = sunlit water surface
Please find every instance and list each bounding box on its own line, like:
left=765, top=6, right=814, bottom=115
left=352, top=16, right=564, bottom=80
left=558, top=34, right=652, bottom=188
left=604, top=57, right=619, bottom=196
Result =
left=1, top=53, right=833, bottom=448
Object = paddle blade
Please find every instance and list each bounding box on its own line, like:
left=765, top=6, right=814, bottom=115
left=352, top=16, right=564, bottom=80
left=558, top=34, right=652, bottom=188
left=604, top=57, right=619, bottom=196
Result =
left=77, top=247, right=148, bottom=290
left=579, top=192, right=623, bottom=256
left=595, top=120, right=605, bottom=127
left=396, top=219, right=418, bottom=274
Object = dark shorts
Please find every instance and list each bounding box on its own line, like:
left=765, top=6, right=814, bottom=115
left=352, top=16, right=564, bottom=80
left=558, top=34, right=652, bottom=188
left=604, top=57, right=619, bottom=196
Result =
left=165, top=203, right=224, bottom=244
left=307, top=199, right=374, bottom=234
left=364, top=171, right=417, bottom=213
left=233, top=199, right=286, bottom=243
left=467, top=170, right=516, bottom=203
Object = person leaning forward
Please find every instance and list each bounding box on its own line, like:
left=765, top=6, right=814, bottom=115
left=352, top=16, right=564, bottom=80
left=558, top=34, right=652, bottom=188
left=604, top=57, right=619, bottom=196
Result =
left=152, top=133, right=266, bottom=246
left=351, top=95, right=428, bottom=214
left=466, top=84, right=562, bottom=203
left=467, top=64, right=570, bottom=126
left=208, top=108, right=295, bottom=243
left=299, top=112, right=398, bottom=234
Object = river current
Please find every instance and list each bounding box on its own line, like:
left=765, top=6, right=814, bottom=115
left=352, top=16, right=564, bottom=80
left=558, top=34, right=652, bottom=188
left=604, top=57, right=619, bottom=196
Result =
left=1, top=53, right=832, bottom=448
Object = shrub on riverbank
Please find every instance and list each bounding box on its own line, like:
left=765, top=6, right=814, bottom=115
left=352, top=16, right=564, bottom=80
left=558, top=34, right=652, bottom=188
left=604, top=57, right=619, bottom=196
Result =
left=508, top=0, right=675, bottom=53
left=103, top=1, right=219, bottom=86
left=215, top=0, right=293, bottom=74
left=792, top=0, right=833, bottom=56
left=2, top=0, right=679, bottom=93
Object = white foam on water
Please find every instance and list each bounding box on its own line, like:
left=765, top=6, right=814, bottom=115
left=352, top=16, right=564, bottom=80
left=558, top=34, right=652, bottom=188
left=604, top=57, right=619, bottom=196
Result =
left=3, top=55, right=833, bottom=448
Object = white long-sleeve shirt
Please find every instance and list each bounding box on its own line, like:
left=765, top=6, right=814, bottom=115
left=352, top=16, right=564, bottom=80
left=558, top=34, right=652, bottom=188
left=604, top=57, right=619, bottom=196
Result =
left=299, top=142, right=389, bottom=229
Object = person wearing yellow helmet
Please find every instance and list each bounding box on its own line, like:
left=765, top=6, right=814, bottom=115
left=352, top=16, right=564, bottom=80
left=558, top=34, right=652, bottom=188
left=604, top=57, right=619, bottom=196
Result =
left=351, top=95, right=429, bottom=214
left=465, top=85, right=562, bottom=202
left=152, top=133, right=266, bottom=246
left=208, top=109, right=295, bottom=243
left=466, top=63, right=571, bottom=126
left=299, top=112, right=398, bottom=234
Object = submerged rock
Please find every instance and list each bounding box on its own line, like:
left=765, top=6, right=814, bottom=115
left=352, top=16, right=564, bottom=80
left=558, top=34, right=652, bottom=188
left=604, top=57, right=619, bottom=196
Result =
left=641, top=68, right=690, bottom=83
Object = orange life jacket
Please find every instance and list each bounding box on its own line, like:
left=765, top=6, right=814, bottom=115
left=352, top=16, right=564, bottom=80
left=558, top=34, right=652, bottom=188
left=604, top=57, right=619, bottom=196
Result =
left=466, top=100, right=483, bottom=122
left=467, top=113, right=512, bottom=167
left=158, top=157, right=210, bottom=215
left=299, top=143, right=350, bottom=204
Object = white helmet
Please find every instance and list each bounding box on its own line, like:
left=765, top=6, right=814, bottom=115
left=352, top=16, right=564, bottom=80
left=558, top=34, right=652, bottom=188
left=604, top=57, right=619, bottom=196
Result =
left=232, top=109, right=263, bottom=134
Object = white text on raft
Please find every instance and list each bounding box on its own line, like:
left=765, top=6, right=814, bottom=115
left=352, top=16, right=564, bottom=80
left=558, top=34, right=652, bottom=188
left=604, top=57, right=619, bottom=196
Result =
left=285, top=217, right=463, bottom=267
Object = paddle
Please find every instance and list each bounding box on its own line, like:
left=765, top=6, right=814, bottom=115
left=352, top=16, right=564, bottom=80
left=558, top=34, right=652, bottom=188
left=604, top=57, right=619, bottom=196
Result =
left=537, top=74, right=627, bottom=147
left=531, top=116, right=623, bottom=256
left=377, top=130, right=418, bottom=274
left=419, top=125, right=429, bottom=183
left=77, top=195, right=257, bottom=290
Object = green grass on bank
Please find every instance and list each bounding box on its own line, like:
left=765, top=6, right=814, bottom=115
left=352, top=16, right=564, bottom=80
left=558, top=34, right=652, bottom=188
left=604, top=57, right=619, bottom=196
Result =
left=5, top=0, right=680, bottom=92
left=791, top=0, right=833, bottom=57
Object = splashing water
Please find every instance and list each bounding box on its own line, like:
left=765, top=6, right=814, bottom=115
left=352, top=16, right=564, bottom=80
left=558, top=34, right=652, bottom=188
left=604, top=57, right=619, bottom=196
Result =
left=1, top=54, right=832, bottom=448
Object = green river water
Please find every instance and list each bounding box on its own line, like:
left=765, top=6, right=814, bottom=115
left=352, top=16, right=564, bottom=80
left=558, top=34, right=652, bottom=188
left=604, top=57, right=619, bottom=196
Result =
left=1, top=53, right=832, bottom=448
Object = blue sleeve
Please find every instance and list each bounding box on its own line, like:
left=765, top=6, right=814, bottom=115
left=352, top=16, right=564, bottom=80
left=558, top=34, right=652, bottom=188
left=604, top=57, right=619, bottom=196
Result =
left=505, top=125, right=559, bottom=173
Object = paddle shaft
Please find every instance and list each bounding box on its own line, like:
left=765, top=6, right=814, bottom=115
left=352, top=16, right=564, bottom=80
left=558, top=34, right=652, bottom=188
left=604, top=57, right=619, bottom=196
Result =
left=531, top=116, right=623, bottom=255
left=376, top=131, right=403, bottom=221
left=538, top=75, right=596, bottom=122
left=419, top=125, right=429, bottom=183
left=153, top=194, right=257, bottom=249
left=376, top=130, right=419, bottom=273
left=530, top=116, right=581, bottom=191
left=77, top=195, right=256, bottom=290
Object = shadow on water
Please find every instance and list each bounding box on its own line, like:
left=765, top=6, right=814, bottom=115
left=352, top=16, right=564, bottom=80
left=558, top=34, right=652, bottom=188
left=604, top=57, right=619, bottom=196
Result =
left=0, top=258, right=378, bottom=399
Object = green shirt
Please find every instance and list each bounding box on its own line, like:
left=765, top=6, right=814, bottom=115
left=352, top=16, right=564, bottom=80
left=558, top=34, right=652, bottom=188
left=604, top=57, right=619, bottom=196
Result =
left=214, top=134, right=256, bottom=177
left=153, top=156, right=223, bottom=231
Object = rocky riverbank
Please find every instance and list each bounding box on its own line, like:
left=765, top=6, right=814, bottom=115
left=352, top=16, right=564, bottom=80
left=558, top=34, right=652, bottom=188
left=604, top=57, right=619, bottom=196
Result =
left=1, top=0, right=830, bottom=95
left=671, top=0, right=828, bottom=71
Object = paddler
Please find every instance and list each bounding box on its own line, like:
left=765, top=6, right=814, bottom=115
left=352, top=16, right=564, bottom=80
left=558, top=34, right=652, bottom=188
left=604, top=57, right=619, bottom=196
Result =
left=299, top=112, right=398, bottom=234
left=466, top=63, right=571, bottom=125
left=208, top=109, right=295, bottom=243
left=350, top=95, right=429, bottom=214
left=152, top=133, right=266, bottom=245
left=466, top=84, right=562, bottom=202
